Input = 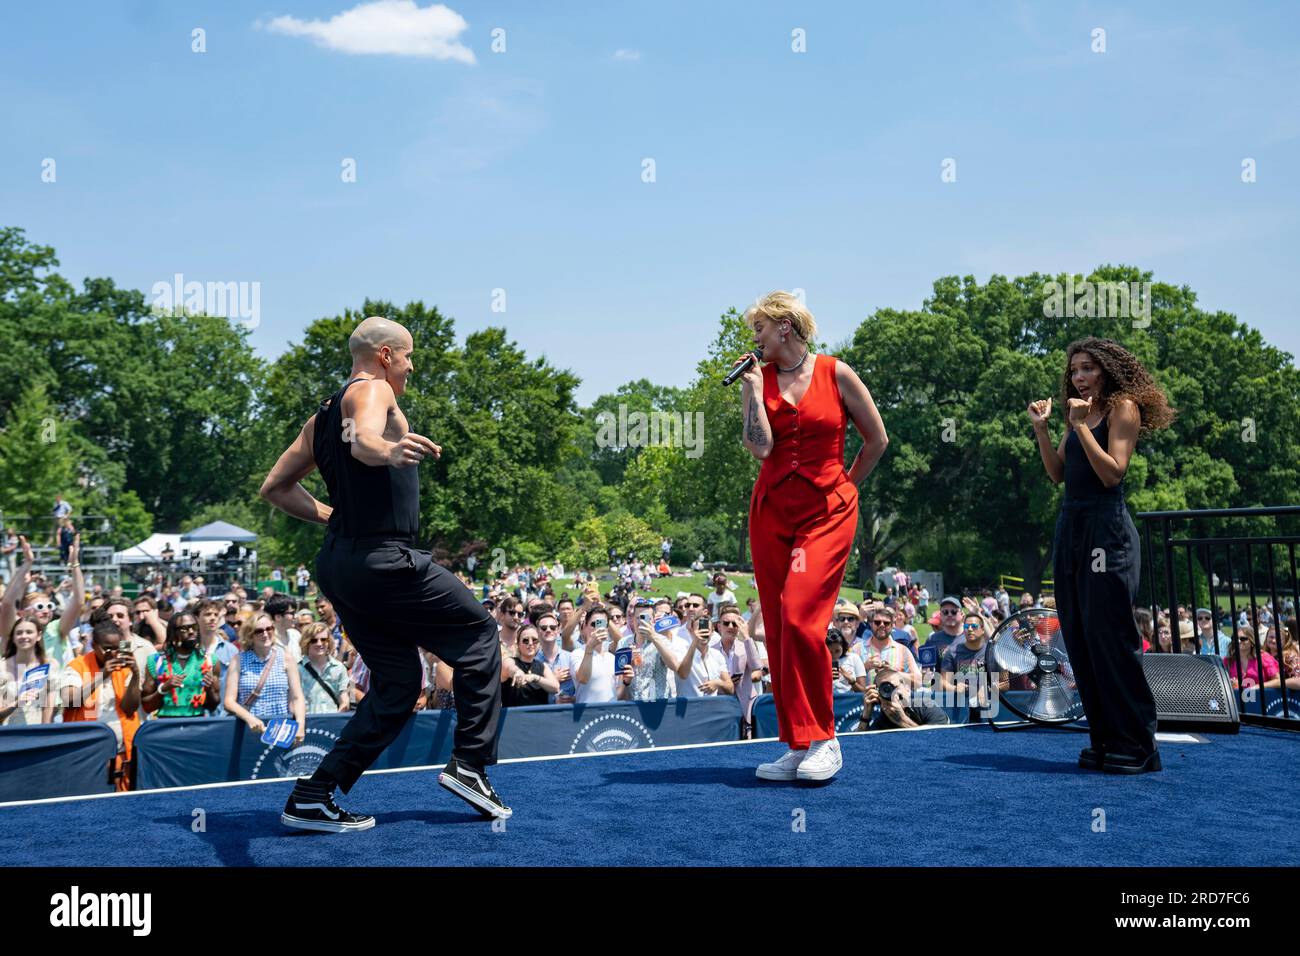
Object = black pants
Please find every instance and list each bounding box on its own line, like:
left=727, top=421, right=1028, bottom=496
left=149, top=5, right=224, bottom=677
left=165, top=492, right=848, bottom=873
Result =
left=314, top=532, right=501, bottom=792
left=1053, top=496, right=1158, bottom=759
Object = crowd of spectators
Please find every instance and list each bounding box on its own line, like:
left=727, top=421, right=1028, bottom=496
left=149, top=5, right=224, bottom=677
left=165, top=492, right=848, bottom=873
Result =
left=4, top=521, right=1298, bottom=791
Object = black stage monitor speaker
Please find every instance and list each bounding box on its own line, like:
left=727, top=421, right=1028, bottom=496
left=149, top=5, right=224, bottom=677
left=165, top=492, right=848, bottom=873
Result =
left=1142, top=653, right=1240, bottom=734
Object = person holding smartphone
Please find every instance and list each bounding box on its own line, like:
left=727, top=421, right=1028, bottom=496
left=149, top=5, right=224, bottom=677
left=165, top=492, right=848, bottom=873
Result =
left=616, top=600, right=682, bottom=701
left=571, top=604, right=617, bottom=703
left=675, top=614, right=732, bottom=697
left=58, top=620, right=142, bottom=789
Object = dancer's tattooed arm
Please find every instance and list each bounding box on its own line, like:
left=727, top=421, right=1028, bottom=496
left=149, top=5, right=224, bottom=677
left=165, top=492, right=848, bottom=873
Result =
left=745, top=395, right=768, bottom=448
left=741, top=388, right=773, bottom=460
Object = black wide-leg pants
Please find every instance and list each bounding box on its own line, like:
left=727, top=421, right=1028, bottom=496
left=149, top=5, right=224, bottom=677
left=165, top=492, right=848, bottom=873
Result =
left=1052, top=496, right=1158, bottom=760
left=314, top=532, right=501, bottom=792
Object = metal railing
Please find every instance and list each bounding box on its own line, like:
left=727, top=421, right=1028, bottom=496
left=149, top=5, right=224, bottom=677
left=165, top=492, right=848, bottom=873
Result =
left=1137, top=505, right=1300, bottom=729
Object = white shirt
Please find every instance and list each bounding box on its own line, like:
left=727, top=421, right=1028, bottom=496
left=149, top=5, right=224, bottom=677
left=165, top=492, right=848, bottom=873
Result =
left=278, top=629, right=302, bottom=663
left=571, top=646, right=617, bottom=703
left=676, top=637, right=728, bottom=698
left=707, top=589, right=737, bottom=620
left=296, top=569, right=310, bottom=586
left=833, top=653, right=866, bottom=693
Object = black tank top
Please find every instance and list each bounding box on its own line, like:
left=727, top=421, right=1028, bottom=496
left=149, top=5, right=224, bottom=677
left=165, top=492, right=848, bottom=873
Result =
left=1063, top=413, right=1121, bottom=499
left=313, top=377, right=420, bottom=539
left=501, top=657, right=550, bottom=707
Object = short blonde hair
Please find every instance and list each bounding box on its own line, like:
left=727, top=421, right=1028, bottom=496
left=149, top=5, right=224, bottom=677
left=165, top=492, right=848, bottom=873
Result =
left=299, top=622, right=333, bottom=656
left=744, top=291, right=817, bottom=342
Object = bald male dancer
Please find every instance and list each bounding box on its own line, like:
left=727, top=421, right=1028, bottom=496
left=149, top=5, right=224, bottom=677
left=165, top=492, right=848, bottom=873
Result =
left=261, top=316, right=510, bottom=829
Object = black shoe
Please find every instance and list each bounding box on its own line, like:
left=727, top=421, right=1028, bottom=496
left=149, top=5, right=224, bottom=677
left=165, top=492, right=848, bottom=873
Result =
left=1078, top=746, right=1103, bottom=770
left=281, top=778, right=376, bottom=833
left=438, top=757, right=512, bottom=819
left=1102, top=750, right=1163, bottom=775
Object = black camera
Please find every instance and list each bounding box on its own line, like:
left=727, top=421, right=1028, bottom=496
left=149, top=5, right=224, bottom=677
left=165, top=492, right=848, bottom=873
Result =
left=878, top=680, right=897, bottom=702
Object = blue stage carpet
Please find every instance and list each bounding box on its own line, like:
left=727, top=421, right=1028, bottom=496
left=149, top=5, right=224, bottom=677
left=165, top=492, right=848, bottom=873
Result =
left=4, top=723, right=1296, bottom=867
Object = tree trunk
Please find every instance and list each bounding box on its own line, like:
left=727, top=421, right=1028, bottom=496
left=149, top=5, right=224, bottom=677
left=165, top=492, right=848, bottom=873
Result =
left=1019, top=541, right=1050, bottom=600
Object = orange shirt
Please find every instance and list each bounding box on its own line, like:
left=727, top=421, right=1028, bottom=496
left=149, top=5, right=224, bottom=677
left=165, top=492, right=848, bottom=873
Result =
left=63, top=652, right=141, bottom=760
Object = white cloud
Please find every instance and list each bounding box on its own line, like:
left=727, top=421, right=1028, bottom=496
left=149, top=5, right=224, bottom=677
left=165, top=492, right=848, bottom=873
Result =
left=262, top=0, right=475, bottom=63
left=612, top=48, right=641, bottom=61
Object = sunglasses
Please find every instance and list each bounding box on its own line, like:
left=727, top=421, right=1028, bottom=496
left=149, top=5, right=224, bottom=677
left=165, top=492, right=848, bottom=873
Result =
left=26, top=602, right=56, bottom=613
left=538, top=623, right=560, bottom=632
left=835, top=616, right=858, bottom=624
left=609, top=614, right=625, bottom=621
left=687, top=603, right=704, bottom=609
left=175, top=623, right=198, bottom=632
left=940, top=608, right=959, bottom=614
left=252, top=626, right=275, bottom=636
left=506, top=610, right=526, bottom=618
left=519, top=637, right=540, bottom=646
left=308, top=637, right=330, bottom=645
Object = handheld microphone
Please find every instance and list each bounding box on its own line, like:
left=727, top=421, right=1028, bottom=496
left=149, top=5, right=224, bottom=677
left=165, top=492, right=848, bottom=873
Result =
left=722, top=346, right=764, bottom=386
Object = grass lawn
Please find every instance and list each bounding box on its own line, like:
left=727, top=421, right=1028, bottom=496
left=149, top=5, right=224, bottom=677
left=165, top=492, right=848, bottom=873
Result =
left=568, top=568, right=937, bottom=643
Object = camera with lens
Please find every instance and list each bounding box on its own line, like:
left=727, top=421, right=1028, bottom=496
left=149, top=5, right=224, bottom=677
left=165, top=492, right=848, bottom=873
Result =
left=877, top=680, right=897, bottom=702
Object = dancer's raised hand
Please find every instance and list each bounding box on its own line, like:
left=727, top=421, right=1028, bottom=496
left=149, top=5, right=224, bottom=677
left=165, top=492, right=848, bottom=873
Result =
left=1066, top=396, right=1093, bottom=426
left=1026, top=398, right=1052, bottom=427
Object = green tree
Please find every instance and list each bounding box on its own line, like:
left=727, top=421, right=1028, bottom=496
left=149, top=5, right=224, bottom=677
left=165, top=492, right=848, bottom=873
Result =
left=0, top=381, right=80, bottom=519
left=841, top=267, right=1300, bottom=594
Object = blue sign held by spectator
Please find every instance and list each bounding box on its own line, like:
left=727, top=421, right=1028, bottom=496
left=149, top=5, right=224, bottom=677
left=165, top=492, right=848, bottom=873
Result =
left=261, top=718, right=298, bottom=748
left=654, top=615, right=680, bottom=634
left=19, top=664, right=50, bottom=694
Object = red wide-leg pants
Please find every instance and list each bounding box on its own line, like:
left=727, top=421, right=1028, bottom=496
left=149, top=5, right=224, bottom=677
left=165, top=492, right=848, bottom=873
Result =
left=749, top=474, right=859, bottom=749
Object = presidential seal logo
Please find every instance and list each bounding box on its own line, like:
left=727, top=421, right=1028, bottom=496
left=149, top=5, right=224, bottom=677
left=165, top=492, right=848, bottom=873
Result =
left=836, top=704, right=865, bottom=734
left=569, top=713, right=655, bottom=754
left=1265, top=693, right=1299, bottom=720
left=250, top=726, right=340, bottom=780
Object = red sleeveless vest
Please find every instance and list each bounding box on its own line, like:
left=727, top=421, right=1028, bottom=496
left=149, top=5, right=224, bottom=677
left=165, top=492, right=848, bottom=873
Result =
left=754, top=353, right=849, bottom=494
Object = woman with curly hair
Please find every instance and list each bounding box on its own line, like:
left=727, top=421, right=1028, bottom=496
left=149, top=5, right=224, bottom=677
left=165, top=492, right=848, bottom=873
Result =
left=1027, top=337, right=1175, bottom=775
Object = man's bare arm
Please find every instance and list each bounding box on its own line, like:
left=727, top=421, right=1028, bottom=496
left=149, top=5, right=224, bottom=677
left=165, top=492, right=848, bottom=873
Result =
left=259, top=417, right=333, bottom=525
left=344, top=378, right=440, bottom=467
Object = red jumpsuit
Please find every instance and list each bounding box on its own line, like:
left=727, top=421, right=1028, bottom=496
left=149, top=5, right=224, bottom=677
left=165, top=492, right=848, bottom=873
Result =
left=748, top=353, right=859, bottom=749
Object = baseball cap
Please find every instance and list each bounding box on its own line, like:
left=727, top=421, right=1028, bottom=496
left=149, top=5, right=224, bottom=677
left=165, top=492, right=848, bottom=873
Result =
left=940, top=596, right=961, bottom=609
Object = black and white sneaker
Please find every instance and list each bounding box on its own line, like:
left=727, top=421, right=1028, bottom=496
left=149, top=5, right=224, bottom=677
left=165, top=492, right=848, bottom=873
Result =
left=437, top=757, right=512, bottom=819
left=281, top=778, right=376, bottom=833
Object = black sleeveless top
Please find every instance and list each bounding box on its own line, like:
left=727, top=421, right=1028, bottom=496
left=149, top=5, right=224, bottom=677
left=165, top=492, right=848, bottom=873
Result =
left=1063, top=413, right=1121, bottom=499
left=501, top=657, right=550, bottom=707
left=313, top=377, right=420, bottom=539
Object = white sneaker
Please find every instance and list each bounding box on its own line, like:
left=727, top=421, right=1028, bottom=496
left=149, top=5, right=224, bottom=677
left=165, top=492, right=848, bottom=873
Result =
left=756, top=748, right=806, bottom=781
left=795, top=738, right=842, bottom=781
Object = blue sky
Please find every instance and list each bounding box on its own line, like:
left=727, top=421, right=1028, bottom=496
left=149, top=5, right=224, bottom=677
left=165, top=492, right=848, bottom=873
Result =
left=3, top=0, right=1297, bottom=404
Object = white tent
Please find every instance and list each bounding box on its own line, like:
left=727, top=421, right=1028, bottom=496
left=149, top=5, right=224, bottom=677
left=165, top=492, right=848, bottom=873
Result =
left=113, top=533, right=235, bottom=565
